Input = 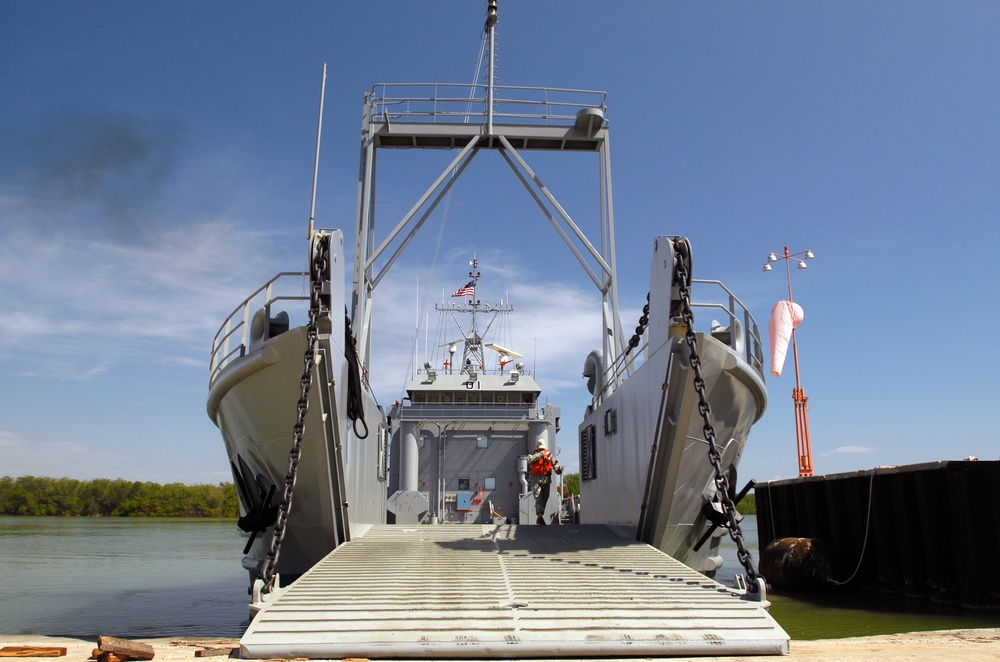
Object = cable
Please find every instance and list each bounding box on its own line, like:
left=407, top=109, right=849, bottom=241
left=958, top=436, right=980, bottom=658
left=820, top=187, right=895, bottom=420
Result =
left=345, top=313, right=369, bottom=439
left=832, top=467, right=878, bottom=585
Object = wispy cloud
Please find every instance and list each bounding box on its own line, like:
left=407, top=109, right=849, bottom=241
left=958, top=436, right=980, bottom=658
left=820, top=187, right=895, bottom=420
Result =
left=0, top=429, right=97, bottom=478
left=15, top=360, right=113, bottom=381
left=0, top=109, right=297, bottom=379
left=831, top=445, right=875, bottom=454
left=364, top=255, right=605, bottom=407
left=0, top=217, right=281, bottom=377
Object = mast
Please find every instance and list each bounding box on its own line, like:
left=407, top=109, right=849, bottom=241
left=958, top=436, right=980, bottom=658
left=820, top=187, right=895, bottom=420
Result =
left=461, top=258, right=483, bottom=370
left=441, top=258, right=485, bottom=371
left=485, top=1, right=498, bottom=136
left=435, top=258, right=516, bottom=375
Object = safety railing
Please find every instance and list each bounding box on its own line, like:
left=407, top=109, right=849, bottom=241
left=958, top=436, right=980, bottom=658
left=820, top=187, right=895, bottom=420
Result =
left=208, top=272, right=310, bottom=387
left=396, top=403, right=536, bottom=422
left=615, top=279, right=765, bottom=383
left=368, top=83, right=607, bottom=127
left=690, top=279, right=766, bottom=379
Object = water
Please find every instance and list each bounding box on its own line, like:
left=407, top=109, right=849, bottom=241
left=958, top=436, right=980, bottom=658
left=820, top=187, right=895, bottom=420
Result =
left=0, top=517, right=249, bottom=638
left=2, top=517, right=999, bottom=640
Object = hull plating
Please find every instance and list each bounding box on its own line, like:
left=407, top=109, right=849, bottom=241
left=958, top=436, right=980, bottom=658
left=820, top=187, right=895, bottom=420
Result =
left=580, top=333, right=766, bottom=576
left=208, top=327, right=386, bottom=577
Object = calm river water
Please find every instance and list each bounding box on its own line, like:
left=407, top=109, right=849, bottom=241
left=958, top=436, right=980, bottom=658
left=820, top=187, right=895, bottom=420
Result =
left=0, top=517, right=249, bottom=638
left=2, top=516, right=999, bottom=640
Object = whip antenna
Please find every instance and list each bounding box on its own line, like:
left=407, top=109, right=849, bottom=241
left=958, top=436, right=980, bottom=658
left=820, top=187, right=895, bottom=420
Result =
left=308, top=63, right=327, bottom=238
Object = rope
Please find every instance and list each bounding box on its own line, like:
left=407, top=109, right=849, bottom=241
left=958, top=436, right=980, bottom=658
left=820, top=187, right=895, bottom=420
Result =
left=832, top=467, right=878, bottom=586
left=767, top=480, right=776, bottom=543
left=345, top=314, right=369, bottom=439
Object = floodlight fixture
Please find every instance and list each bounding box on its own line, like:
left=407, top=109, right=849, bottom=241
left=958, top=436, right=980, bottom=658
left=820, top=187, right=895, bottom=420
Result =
left=762, top=244, right=817, bottom=478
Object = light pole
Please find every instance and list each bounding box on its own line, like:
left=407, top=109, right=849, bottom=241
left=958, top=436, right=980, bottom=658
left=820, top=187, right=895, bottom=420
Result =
left=764, top=246, right=815, bottom=477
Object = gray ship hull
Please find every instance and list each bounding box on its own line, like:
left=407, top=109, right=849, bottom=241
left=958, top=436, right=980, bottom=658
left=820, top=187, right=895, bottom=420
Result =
left=578, top=236, right=767, bottom=577
left=207, top=234, right=388, bottom=580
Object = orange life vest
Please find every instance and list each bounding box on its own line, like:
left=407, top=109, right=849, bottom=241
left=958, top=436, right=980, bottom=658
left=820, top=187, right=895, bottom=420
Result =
left=530, top=450, right=554, bottom=476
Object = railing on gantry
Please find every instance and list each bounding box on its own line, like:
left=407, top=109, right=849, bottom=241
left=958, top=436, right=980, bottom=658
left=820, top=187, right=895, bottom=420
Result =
left=368, top=83, right=607, bottom=127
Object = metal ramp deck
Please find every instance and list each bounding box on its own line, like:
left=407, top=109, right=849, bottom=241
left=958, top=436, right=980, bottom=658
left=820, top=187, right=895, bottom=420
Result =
left=240, top=524, right=788, bottom=659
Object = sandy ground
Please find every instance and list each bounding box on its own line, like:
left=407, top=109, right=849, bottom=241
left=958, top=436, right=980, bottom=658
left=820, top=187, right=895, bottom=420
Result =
left=3, top=629, right=1000, bottom=661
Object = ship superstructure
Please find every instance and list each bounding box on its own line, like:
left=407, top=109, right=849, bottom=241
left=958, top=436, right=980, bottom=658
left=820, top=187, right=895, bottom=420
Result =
left=387, top=259, right=561, bottom=526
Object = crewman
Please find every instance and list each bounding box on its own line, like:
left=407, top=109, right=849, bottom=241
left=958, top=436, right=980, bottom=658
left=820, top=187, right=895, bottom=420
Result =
left=526, top=437, right=562, bottom=525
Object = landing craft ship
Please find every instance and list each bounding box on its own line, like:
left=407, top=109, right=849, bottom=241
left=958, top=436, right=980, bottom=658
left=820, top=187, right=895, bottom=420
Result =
left=207, top=2, right=786, bottom=657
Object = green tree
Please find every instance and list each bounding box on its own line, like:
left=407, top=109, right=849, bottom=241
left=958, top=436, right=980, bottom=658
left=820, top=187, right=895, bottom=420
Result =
left=736, top=492, right=756, bottom=515
left=0, top=476, right=240, bottom=517
left=561, top=473, right=580, bottom=496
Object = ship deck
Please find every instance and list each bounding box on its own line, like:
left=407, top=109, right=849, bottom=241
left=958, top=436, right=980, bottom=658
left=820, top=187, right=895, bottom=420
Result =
left=239, top=524, right=788, bottom=659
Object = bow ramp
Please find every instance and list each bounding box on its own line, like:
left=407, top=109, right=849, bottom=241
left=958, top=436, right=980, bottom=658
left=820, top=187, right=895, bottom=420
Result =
left=240, top=524, right=789, bottom=659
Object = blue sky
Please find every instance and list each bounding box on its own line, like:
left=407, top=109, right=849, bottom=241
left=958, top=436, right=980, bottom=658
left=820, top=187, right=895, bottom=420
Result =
left=2, top=1, right=999, bottom=487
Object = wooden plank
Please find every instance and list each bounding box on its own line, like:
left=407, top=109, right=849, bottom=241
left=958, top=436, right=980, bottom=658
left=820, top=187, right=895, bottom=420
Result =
left=96, top=638, right=154, bottom=661
left=194, top=649, right=236, bottom=658
left=0, top=647, right=67, bottom=658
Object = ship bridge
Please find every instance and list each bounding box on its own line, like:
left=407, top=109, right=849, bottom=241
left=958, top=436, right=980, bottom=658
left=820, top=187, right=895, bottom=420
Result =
left=402, top=371, right=541, bottom=417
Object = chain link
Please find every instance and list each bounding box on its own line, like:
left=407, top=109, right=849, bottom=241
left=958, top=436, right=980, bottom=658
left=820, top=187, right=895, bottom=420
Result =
left=624, top=294, right=651, bottom=355
left=260, top=234, right=329, bottom=594
left=673, top=249, right=760, bottom=592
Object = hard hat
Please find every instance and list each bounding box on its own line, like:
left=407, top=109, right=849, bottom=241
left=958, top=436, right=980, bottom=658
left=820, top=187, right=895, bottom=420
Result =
left=536, top=438, right=547, bottom=450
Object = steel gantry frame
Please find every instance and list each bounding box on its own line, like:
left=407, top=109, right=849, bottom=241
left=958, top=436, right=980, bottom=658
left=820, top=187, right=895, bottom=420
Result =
left=349, top=79, right=629, bottom=395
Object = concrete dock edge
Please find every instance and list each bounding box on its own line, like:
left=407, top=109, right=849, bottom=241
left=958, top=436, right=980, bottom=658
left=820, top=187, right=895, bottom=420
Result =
left=3, top=629, right=1000, bottom=661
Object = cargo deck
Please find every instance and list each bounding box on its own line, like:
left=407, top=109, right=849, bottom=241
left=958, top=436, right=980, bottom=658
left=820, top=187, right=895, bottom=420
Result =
left=240, top=524, right=789, bottom=659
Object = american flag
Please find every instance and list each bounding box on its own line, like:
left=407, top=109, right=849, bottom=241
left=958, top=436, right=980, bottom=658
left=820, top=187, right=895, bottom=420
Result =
left=451, top=281, right=475, bottom=298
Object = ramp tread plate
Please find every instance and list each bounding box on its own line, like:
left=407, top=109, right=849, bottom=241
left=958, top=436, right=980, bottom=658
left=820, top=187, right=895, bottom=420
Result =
left=241, top=524, right=788, bottom=658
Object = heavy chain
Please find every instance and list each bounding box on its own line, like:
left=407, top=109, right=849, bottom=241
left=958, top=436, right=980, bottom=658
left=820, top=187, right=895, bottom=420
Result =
left=624, top=294, right=651, bottom=355
left=260, top=234, right=329, bottom=594
left=673, top=250, right=761, bottom=592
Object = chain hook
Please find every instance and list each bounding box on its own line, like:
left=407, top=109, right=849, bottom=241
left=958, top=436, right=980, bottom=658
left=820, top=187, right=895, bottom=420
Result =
left=672, top=242, right=761, bottom=593
left=259, top=233, right=330, bottom=594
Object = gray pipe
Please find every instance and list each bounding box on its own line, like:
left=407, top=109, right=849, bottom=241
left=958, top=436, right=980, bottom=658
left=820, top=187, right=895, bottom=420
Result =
left=518, top=456, right=529, bottom=498
left=400, top=421, right=418, bottom=491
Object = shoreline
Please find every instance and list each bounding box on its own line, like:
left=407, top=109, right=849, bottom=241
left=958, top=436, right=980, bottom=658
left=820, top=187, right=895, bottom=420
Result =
left=3, top=629, right=1000, bottom=660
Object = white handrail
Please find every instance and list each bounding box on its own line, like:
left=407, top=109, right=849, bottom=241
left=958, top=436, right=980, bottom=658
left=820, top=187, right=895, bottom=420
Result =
left=368, top=83, right=607, bottom=126
left=208, top=271, right=310, bottom=385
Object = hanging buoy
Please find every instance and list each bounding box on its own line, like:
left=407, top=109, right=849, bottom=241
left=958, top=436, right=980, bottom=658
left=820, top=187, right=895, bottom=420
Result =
left=759, top=537, right=836, bottom=591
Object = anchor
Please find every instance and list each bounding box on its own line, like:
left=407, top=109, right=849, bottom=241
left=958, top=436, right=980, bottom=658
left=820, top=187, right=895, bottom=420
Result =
left=693, top=470, right=756, bottom=552
left=232, top=455, right=278, bottom=554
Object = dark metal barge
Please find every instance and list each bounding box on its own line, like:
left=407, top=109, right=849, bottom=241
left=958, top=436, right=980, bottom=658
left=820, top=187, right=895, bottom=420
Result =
left=755, top=460, right=1000, bottom=610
